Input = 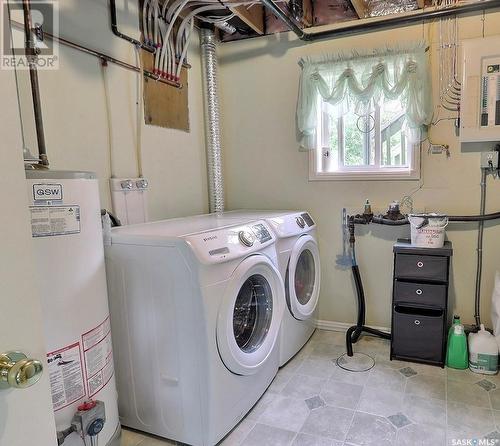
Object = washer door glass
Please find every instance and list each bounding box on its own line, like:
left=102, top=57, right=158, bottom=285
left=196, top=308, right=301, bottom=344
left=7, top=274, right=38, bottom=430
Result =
left=294, top=249, right=315, bottom=306
left=216, top=255, right=285, bottom=376
left=233, top=274, right=273, bottom=353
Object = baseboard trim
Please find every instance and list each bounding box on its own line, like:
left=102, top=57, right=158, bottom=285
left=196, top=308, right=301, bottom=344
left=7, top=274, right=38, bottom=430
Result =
left=316, top=319, right=390, bottom=334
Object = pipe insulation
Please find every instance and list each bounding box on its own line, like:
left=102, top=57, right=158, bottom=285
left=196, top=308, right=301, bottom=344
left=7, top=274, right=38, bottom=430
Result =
left=200, top=27, right=225, bottom=213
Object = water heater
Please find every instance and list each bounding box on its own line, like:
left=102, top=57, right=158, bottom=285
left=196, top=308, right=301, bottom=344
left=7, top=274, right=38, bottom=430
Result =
left=26, top=170, right=120, bottom=446
left=460, top=35, right=500, bottom=143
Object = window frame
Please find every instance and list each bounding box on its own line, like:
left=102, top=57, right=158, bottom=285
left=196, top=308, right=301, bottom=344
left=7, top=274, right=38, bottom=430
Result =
left=309, top=98, right=421, bottom=182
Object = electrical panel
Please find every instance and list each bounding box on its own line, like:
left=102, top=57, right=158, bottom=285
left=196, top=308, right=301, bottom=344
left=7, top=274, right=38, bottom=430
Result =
left=460, top=36, right=500, bottom=143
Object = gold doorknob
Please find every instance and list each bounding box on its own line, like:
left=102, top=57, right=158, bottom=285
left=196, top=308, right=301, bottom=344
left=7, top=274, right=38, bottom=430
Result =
left=0, top=351, right=43, bottom=389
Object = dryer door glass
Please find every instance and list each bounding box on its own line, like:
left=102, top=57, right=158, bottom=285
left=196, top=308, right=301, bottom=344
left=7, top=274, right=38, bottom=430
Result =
left=233, top=274, right=273, bottom=353
left=286, top=235, right=321, bottom=321
left=294, top=249, right=316, bottom=305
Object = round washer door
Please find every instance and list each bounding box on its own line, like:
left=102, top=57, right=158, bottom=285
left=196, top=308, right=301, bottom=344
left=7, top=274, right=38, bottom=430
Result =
left=217, top=255, right=284, bottom=376
left=286, top=235, right=321, bottom=320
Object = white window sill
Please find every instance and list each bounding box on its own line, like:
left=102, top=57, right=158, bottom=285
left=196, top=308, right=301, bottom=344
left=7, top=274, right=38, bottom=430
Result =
left=309, top=169, right=420, bottom=182
left=308, top=147, right=421, bottom=182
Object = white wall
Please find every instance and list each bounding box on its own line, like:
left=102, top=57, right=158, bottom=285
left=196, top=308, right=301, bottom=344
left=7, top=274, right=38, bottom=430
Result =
left=16, top=0, right=208, bottom=220
left=219, top=11, right=500, bottom=328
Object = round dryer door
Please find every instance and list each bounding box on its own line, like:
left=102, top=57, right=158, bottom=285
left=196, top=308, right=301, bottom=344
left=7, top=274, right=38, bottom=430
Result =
left=217, top=255, right=284, bottom=376
left=286, top=235, right=320, bottom=320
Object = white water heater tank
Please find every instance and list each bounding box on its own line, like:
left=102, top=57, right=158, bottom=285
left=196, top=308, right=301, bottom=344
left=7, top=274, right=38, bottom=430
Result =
left=26, top=170, right=120, bottom=446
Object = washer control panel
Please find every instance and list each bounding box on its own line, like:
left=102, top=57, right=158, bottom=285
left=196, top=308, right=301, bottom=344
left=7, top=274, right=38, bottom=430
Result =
left=251, top=223, right=272, bottom=243
left=185, top=220, right=276, bottom=264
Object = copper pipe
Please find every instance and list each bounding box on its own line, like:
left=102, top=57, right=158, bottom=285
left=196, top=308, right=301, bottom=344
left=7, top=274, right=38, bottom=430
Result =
left=23, top=0, right=48, bottom=166
left=11, top=20, right=182, bottom=88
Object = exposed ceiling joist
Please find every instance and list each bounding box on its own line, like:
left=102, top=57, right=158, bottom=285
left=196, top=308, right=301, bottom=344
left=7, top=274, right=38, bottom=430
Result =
left=227, top=2, right=265, bottom=34
left=350, top=0, right=368, bottom=18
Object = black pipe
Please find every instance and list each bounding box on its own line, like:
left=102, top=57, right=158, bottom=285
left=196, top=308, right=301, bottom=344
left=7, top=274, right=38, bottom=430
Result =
left=262, top=0, right=500, bottom=42
left=372, top=216, right=409, bottom=226
left=448, top=212, right=500, bottom=222
left=261, top=0, right=306, bottom=39
left=354, top=212, right=500, bottom=226
left=23, top=0, right=48, bottom=166
left=109, top=0, right=155, bottom=53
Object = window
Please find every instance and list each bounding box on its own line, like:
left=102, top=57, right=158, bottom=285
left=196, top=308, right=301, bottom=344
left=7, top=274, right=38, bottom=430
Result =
left=298, top=45, right=430, bottom=181
left=311, top=98, right=420, bottom=181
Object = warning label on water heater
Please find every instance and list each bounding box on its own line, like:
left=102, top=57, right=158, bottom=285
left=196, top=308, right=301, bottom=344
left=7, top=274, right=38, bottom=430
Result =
left=30, top=205, right=81, bottom=237
left=82, top=317, right=115, bottom=397
left=47, top=343, right=86, bottom=411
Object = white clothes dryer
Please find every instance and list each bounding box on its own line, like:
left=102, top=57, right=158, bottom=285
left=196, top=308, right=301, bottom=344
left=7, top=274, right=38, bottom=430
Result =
left=105, top=214, right=284, bottom=445
left=223, top=211, right=321, bottom=366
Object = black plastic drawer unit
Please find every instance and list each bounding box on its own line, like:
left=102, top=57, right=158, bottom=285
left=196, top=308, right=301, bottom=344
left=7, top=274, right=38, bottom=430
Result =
left=390, top=240, right=453, bottom=367
left=394, top=254, right=448, bottom=282
left=393, top=281, right=447, bottom=308
left=392, top=306, right=445, bottom=362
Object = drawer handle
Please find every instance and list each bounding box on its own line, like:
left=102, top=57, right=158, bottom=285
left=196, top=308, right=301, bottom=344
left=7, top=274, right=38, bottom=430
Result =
left=414, top=320, right=421, bottom=325
left=416, top=289, right=423, bottom=295
left=417, top=261, right=424, bottom=268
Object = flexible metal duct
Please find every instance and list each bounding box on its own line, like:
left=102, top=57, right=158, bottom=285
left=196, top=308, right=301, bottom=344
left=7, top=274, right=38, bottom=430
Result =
left=200, top=27, right=225, bottom=213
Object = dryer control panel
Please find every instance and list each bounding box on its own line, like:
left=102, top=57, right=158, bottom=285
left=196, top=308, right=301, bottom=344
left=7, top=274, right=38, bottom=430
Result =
left=184, top=220, right=276, bottom=264
left=267, top=212, right=316, bottom=238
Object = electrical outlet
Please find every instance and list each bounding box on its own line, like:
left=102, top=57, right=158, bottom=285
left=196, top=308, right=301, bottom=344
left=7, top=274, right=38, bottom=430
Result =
left=429, top=144, right=444, bottom=154
left=480, top=151, right=499, bottom=169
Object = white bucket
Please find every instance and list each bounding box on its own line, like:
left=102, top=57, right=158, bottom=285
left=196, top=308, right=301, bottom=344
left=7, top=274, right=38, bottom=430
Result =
left=409, top=213, right=448, bottom=248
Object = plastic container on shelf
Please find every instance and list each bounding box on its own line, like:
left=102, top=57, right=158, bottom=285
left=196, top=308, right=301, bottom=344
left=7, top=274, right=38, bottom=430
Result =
left=409, top=213, right=448, bottom=248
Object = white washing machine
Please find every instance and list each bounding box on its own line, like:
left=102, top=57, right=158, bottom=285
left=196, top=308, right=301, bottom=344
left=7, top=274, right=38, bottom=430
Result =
left=224, top=211, right=320, bottom=366
left=105, top=214, right=284, bottom=446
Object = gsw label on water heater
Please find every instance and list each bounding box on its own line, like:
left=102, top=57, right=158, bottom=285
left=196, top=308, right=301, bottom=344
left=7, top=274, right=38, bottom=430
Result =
left=32, top=183, right=63, bottom=202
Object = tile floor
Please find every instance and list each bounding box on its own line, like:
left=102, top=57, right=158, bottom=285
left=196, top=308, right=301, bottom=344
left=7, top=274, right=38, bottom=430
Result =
left=121, top=329, right=500, bottom=446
